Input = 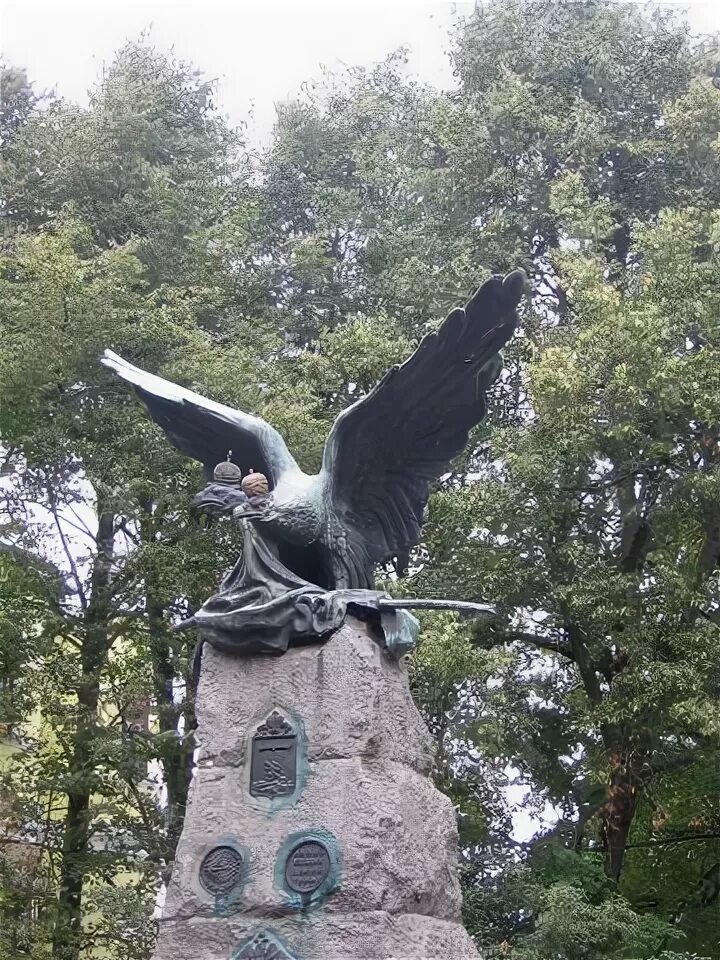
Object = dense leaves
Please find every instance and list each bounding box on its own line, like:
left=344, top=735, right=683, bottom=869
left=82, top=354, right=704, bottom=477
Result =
left=1, top=2, right=719, bottom=958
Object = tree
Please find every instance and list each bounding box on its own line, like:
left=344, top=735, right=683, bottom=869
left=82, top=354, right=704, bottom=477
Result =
left=0, top=45, right=251, bottom=959
left=2, top=2, right=719, bottom=958
left=419, top=205, right=720, bottom=957
left=249, top=2, right=720, bottom=955
left=416, top=4, right=720, bottom=955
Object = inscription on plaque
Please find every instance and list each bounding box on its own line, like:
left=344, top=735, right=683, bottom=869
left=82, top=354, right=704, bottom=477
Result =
left=284, top=840, right=331, bottom=894
left=233, top=932, right=297, bottom=960
left=199, top=845, right=244, bottom=895
left=250, top=711, right=297, bottom=800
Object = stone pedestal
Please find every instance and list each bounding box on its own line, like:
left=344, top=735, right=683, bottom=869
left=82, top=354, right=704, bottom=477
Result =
left=153, top=617, right=480, bottom=960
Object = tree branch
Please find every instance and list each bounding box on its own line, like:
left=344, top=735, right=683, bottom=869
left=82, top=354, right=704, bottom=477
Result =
left=505, top=630, right=575, bottom=660
left=624, top=832, right=720, bottom=850
left=46, top=478, right=88, bottom=611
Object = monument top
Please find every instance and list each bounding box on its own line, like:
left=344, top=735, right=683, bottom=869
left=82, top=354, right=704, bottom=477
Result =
left=102, top=270, right=525, bottom=655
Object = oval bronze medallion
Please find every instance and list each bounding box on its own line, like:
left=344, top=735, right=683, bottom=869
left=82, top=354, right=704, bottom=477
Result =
left=199, top=845, right=244, bottom=895
left=284, top=840, right=331, bottom=894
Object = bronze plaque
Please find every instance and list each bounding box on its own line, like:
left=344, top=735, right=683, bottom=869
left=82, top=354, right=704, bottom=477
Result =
left=284, top=840, right=331, bottom=894
left=250, top=711, right=297, bottom=799
left=199, top=845, right=244, bottom=895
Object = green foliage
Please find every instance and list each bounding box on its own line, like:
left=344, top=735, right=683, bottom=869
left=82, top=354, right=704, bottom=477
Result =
left=1, top=2, right=720, bottom=958
left=0, top=42, right=246, bottom=960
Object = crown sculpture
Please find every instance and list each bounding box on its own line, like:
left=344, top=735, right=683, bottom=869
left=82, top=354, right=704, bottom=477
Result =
left=102, top=271, right=525, bottom=659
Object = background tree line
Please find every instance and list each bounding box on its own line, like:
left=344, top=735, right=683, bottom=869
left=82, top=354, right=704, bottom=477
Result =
left=0, top=1, right=719, bottom=957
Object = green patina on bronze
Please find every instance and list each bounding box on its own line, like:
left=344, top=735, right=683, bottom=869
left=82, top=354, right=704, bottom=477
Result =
left=273, top=829, right=342, bottom=910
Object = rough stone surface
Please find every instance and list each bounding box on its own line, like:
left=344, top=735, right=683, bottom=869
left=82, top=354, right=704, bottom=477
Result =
left=162, top=759, right=461, bottom=921
left=196, top=618, right=434, bottom=774
left=156, top=913, right=480, bottom=960
left=153, top=618, right=480, bottom=959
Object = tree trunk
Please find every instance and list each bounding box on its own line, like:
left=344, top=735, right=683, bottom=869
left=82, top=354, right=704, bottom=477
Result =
left=51, top=511, right=114, bottom=960
left=564, top=617, right=639, bottom=883
left=51, top=685, right=97, bottom=960
left=599, top=751, right=639, bottom=883
left=141, top=502, right=194, bottom=867
left=148, top=596, right=192, bottom=857
left=588, top=468, right=655, bottom=882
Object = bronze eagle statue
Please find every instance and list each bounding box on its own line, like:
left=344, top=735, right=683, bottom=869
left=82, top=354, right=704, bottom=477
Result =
left=102, top=270, right=525, bottom=596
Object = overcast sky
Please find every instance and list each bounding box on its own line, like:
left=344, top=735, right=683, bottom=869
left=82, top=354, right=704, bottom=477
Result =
left=2, top=0, right=719, bottom=144
left=2, top=0, right=463, bottom=143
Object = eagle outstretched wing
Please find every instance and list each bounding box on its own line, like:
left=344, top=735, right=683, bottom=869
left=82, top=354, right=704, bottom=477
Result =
left=100, top=350, right=299, bottom=485
left=321, top=270, right=525, bottom=586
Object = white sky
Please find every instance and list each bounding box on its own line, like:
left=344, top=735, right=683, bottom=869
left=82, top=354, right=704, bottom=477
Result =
left=2, top=0, right=719, bottom=144
left=1, top=0, right=464, bottom=144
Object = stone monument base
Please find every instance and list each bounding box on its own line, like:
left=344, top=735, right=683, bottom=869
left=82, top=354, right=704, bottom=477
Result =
left=153, top=618, right=480, bottom=960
